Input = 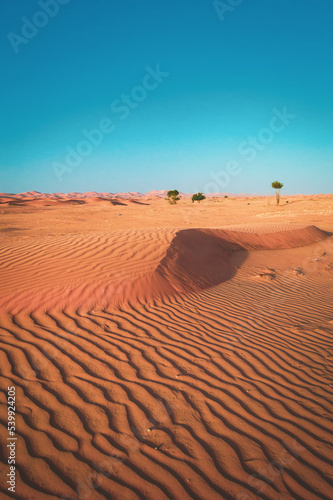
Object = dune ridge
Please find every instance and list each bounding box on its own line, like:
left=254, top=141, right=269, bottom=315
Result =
left=156, top=226, right=329, bottom=294
left=0, top=225, right=328, bottom=313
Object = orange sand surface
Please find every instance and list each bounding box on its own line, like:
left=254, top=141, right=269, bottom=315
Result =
left=0, top=194, right=333, bottom=499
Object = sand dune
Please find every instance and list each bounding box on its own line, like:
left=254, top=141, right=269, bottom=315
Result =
left=0, top=226, right=329, bottom=313
left=156, top=226, right=330, bottom=295
left=1, top=191, right=332, bottom=202
left=0, top=198, right=333, bottom=499
left=0, top=194, right=149, bottom=208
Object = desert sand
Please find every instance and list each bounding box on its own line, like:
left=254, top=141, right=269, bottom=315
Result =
left=0, top=192, right=332, bottom=499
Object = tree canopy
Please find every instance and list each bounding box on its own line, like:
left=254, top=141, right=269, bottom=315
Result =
left=167, top=189, right=181, bottom=204
left=192, top=193, right=206, bottom=203
left=271, top=181, right=284, bottom=190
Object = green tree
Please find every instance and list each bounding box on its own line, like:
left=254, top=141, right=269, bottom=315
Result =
left=167, top=189, right=181, bottom=204
left=192, top=192, right=206, bottom=203
left=271, top=181, right=284, bottom=206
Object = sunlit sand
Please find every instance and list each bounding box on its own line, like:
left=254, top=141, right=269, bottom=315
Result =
left=0, top=192, right=332, bottom=499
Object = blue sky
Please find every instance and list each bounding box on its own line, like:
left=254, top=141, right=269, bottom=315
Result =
left=1, top=0, right=332, bottom=194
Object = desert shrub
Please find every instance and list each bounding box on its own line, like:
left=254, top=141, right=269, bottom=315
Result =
left=192, top=193, right=206, bottom=203
left=167, top=190, right=181, bottom=204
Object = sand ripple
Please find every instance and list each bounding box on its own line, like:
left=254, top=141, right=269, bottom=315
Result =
left=0, top=226, right=332, bottom=499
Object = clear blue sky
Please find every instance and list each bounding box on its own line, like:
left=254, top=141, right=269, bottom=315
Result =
left=1, top=0, right=332, bottom=194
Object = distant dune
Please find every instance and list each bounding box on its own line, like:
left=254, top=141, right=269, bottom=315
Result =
left=0, top=190, right=265, bottom=201
left=1, top=191, right=332, bottom=205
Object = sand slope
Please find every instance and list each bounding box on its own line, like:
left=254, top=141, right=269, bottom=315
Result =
left=0, top=220, right=333, bottom=499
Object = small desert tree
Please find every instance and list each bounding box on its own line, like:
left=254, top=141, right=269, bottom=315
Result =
left=167, top=189, right=181, bottom=205
left=271, top=181, right=284, bottom=206
left=192, top=193, right=206, bottom=203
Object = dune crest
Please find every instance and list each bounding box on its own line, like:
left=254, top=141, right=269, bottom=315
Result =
left=156, top=225, right=329, bottom=295
left=0, top=226, right=329, bottom=314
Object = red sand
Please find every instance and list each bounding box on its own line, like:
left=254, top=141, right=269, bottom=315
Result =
left=0, top=193, right=332, bottom=499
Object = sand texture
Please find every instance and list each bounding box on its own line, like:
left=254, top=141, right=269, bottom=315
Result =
left=0, top=193, right=332, bottom=499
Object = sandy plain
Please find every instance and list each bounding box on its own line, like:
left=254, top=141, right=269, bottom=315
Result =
left=0, top=193, right=332, bottom=499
